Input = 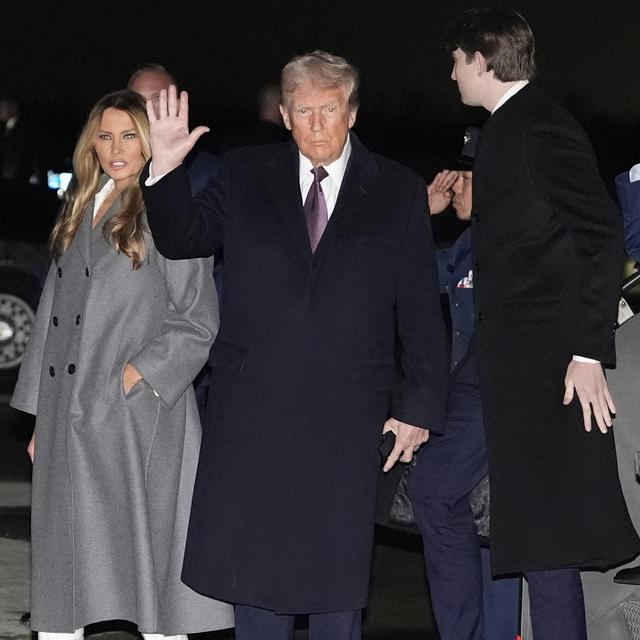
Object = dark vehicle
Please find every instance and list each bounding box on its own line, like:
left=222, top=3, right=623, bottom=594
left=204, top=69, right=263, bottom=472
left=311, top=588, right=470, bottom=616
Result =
left=0, top=178, right=59, bottom=392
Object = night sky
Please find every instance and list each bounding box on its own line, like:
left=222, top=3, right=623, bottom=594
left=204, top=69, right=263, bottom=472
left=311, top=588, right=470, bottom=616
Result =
left=2, top=0, right=639, bottom=173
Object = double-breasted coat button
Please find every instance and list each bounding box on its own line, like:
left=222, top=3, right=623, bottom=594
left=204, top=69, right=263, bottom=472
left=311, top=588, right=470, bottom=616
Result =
left=49, top=366, right=55, bottom=377
left=478, top=312, right=486, bottom=321
left=68, top=364, right=76, bottom=375
left=52, top=316, right=58, bottom=327
left=57, top=267, right=62, bottom=278
left=75, top=315, right=81, bottom=325
left=472, top=214, right=480, bottom=223
left=85, top=267, right=90, bottom=277
left=474, top=262, right=481, bottom=273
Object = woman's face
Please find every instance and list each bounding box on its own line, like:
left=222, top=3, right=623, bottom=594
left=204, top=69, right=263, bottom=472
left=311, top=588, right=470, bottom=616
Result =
left=94, top=107, right=145, bottom=189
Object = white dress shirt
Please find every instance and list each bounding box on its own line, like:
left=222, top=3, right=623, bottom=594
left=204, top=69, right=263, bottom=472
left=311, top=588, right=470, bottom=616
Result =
left=298, top=135, right=352, bottom=217
left=93, top=178, right=115, bottom=219
left=491, top=80, right=529, bottom=114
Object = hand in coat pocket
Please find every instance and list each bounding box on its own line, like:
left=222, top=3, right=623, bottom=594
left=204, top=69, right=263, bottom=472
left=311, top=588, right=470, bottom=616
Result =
left=123, top=362, right=143, bottom=395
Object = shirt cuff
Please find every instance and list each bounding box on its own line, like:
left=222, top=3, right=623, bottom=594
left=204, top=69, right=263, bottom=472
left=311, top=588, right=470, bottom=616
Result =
left=629, top=163, right=640, bottom=183
left=572, top=355, right=600, bottom=364
left=144, top=161, right=169, bottom=186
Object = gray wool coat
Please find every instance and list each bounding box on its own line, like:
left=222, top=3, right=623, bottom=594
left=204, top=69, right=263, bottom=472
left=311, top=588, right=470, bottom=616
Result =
left=11, top=190, right=233, bottom=634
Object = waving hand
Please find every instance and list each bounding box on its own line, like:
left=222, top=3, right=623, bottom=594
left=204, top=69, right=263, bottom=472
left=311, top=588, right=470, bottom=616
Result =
left=147, top=85, right=210, bottom=176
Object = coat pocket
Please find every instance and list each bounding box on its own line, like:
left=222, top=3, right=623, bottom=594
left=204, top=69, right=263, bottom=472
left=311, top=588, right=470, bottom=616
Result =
left=106, top=335, right=135, bottom=402
left=208, top=339, right=247, bottom=372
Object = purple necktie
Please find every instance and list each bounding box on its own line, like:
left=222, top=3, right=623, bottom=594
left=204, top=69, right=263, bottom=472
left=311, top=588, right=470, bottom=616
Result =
left=303, top=166, right=329, bottom=253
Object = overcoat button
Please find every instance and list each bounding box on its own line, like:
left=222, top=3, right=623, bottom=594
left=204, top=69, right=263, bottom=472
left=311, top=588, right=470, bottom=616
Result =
left=57, top=267, right=62, bottom=278
left=478, top=312, right=485, bottom=321
left=472, top=214, right=480, bottom=222
left=75, top=315, right=81, bottom=325
left=85, top=267, right=90, bottom=277
left=52, top=316, right=58, bottom=327
left=474, top=262, right=481, bottom=272
left=49, top=366, right=55, bottom=377
left=68, top=364, right=76, bottom=375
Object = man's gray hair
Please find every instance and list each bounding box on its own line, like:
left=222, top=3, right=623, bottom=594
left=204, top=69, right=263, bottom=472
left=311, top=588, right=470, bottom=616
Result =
left=281, top=50, right=359, bottom=108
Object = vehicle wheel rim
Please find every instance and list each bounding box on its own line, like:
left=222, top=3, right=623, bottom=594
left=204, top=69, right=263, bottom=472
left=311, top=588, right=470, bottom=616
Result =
left=0, top=294, right=35, bottom=370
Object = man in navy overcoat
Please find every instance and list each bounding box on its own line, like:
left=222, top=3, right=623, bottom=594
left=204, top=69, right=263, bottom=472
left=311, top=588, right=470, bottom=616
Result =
left=141, top=50, right=448, bottom=640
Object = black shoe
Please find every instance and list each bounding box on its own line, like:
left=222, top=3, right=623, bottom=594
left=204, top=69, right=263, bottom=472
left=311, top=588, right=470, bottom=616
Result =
left=614, top=565, right=640, bottom=585
left=20, top=611, right=30, bottom=625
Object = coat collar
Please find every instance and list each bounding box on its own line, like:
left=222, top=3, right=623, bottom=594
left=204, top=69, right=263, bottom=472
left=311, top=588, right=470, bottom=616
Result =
left=263, top=133, right=379, bottom=261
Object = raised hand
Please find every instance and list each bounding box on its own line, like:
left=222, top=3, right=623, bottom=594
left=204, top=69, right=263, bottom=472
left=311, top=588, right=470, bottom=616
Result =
left=147, top=85, right=210, bottom=176
left=427, top=170, right=458, bottom=215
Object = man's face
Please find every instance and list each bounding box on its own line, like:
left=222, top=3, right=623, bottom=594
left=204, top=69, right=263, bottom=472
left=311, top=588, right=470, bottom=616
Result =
left=129, top=71, right=172, bottom=115
left=452, top=170, right=473, bottom=220
left=280, top=81, right=357, bottom=167
left=451, top=48, right=482, bottom=107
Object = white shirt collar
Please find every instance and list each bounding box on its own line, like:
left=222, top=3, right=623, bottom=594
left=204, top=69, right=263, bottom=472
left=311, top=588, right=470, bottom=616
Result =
left=298, top=135, right=352, bottom=218
left=298, top=134, right=352, bottom=192
left=491, top=80, right=529, bottom=114
left=93, top=177, right=115, bottom=219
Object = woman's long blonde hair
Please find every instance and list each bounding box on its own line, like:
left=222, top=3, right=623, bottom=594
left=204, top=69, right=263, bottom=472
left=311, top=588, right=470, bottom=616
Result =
left=50, top=90, right=151, bottom=269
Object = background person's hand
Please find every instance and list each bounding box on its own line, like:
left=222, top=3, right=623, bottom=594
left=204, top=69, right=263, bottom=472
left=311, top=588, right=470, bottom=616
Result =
left=427, top=170, right=458, bottom=215
left=147, top=85, right=210, bottom=176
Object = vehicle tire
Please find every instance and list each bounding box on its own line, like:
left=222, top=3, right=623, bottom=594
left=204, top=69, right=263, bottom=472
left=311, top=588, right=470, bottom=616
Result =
left=0, top=268, right=41, bottom=394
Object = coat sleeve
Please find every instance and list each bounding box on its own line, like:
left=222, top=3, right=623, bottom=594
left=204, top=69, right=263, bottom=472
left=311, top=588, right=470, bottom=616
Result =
left=128, top=251, right=219, bottom=409
left=524, top=122, right=624, bottom=364
left=391, top=179, right=449, bottom=433
left=10, top=261, right=57, bottom=415
left=615, top=170, right=640, bottom=263
left=140, top=159, right=229, bottom=260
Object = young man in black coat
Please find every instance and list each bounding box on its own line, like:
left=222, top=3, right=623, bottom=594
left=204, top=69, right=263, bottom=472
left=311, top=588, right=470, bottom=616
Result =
left=445, top=7, right=640, bottom=639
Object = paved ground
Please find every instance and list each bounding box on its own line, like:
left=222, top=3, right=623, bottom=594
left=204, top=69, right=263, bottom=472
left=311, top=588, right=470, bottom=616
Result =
left=0, top=404, right=438, bottom=639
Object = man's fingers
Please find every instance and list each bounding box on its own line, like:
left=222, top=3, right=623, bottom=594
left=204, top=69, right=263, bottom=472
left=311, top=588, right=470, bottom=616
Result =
left=168, top=84, right=178, bottom=117
left=158, top=88, right=168, bottom=119
left=382, top=447, right=402, bottom=473
left=146, top=98, right=157, bottom=123
left=189, top=126, right=211, bottom=145
left=579, top=398, right=592, bottom=432
left=563, top=379, right=575, bottom=405
left=604, top=385, right=616, bottom=415
left=179, top=90, right=190, bottom=122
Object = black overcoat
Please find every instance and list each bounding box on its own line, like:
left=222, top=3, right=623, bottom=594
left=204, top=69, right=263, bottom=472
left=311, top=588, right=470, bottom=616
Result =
left=471, top=83, right=640, bottom=574
left=141, top=136, right=448, bottom=613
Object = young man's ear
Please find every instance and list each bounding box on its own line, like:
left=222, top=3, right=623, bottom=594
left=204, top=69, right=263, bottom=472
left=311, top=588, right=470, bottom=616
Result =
left=474, top=51, right=489, bottom=76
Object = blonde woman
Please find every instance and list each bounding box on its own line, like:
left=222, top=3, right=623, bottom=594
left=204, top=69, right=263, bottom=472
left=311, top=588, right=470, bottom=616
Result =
left=11, top=90, right=233, bottom=640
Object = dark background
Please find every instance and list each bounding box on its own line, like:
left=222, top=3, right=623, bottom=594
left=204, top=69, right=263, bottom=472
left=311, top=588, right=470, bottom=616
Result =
left=2, top=0, right=639, bottom=188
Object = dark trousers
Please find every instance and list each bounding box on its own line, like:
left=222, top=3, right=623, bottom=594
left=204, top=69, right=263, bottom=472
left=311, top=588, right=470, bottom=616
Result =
left=408, top=361, right=586, bottom=640
left=234, top=605, right=361, bottom=640
left=407, top=367, right=520, bottom=640
left=526, top=569, right=586, bottom=640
